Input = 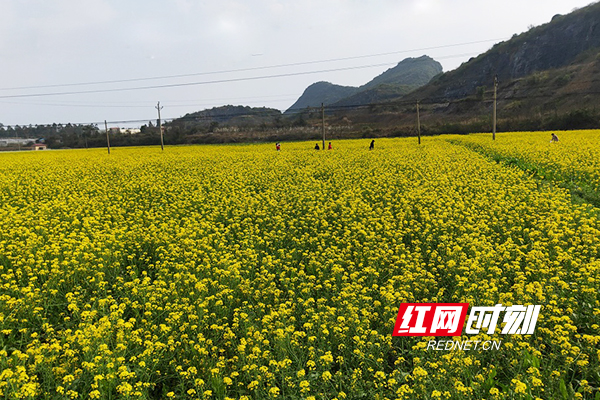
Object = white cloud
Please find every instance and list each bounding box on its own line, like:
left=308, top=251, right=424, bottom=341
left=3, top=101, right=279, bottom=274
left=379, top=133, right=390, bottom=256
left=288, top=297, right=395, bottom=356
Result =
left=411, top=0, right=442, bottom=15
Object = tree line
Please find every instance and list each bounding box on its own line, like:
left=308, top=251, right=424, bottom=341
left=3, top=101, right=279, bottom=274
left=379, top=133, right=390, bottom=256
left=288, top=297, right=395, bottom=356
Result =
left=2, top=103, right=599, bottom=150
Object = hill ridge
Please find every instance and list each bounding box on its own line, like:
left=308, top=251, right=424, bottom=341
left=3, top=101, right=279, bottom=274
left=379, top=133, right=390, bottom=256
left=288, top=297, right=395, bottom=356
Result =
left=285, top=55, right=442, bottom=112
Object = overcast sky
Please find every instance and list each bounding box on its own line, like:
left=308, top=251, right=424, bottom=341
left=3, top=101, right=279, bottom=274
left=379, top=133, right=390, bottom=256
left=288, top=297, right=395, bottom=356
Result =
left=0, top=0, right=595, bottom=127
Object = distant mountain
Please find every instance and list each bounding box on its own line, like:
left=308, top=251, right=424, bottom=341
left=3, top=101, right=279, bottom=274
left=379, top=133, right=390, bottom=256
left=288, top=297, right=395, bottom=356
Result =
left=285, top=82, right=359, bottom=112
left=329, top=84, right=415, bottom=108
left=169, top=2, right=600, bottom=142
left=170, top=105, right=282, bottom=127
left=286, top=55, right=442, bottom=112
left=360, top=55, right=443, bottom=90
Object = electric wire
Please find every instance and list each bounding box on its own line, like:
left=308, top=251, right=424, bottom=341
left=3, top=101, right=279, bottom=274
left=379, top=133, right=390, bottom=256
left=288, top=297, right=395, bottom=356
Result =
left=2, top=88, right=600, bottom=130
left=0, top=38, right=507, bottom=92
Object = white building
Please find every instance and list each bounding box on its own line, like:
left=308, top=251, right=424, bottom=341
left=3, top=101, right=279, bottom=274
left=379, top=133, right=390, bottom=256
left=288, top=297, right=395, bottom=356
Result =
left=109, top=127, right=141, bottom=135
left=32, top=143, right=48, bottom=151
left=0, top=138, right=33, bottom=147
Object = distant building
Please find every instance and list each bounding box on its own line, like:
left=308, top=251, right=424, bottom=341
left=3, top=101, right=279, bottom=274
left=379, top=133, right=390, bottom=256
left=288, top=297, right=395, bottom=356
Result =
left=124, top=128, right=141, bottom=134
left=109, top=127, right=141, bottom=135
left=32, top=143, right=47, bottom=151
left=0, top=138, right=32, bottom=147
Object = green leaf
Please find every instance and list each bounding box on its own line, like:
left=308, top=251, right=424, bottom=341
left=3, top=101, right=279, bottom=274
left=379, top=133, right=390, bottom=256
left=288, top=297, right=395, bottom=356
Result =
left=559, top=378, right=568, bottom=400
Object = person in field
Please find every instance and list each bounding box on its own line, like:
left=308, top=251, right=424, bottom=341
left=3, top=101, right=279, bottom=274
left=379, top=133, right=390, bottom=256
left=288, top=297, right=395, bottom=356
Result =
left=315, top=143, right=320, bottom=150
left=276, top=142, right=281, bottom=151
left=369, top=140, right=375, bottom=150
left=550, top=133, right=559, bottom=142
left=328, top=142, right=332, bottom=150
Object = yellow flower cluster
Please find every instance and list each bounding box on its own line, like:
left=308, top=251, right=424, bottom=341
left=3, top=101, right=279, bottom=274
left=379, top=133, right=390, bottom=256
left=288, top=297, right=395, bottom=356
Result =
left=0, top=136, right=599, bottom=399
left=451, top=130, right=600, bottom=196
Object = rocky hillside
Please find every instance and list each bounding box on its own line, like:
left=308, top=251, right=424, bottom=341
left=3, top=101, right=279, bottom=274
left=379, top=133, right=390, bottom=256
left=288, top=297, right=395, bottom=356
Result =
left=360, top=55, right=443, bottom=90
left=286, top=55, right=442, bottom=112
left=406, top=3, right=600, bottom=102
left=329, top=84, right=415, bottom=108
left=169, top=105, right=282, bottom=128
left=166, top=2, right=600, bottom=142
left=285, top=82, right=359, bottom=112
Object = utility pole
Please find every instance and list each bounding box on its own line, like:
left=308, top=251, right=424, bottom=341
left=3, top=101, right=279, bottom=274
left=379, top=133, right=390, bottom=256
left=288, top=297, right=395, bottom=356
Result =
left=156, top=101, right=164, bottom=151
left=416, top=100, right=421, bottom=145
left=321, top=103, right=325, bottom=150
left=493, top=75, right=498, bottom=141
left=105, top=120, right=111, bottom=155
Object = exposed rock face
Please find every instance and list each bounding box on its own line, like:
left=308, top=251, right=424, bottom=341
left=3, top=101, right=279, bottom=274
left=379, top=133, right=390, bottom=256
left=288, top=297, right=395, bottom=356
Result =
left=417, top=3, right=600, bottom=100
left=360, top=55, right=442, bottom=90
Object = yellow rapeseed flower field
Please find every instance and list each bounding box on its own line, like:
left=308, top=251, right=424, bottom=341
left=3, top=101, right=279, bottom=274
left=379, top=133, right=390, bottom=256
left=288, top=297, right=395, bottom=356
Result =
left=0, top=134, right=599, bottom=399
left=450, top=130, right=600, bottom=204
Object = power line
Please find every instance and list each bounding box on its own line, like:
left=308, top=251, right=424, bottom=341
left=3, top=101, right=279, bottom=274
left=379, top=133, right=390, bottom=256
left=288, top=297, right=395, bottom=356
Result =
left=0, top=53, right=480, bottom=107
left=0, top=100, right=151, bottom=109
left=3, top=67, right=599, bottom=127
left=4, top=73, right=595, bottom=110
left=2, top=33, right=594, bottom=96
left=4, top=88, right=599, bottom=129
left=0, top=96, right=298, bottom=109
left=0, top=93, right=300, bottom=109
left=0, top=61, right=441, bottom=99
left=3, top=83, right=600, bottom=129
left=0, top=38, right=507, bottom=92
left=0, top=51, right=483, bottom=101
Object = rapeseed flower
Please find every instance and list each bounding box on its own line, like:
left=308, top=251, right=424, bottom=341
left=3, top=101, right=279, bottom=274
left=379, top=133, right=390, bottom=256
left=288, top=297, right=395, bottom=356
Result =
left=0, top=136, right=598, bottom=398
